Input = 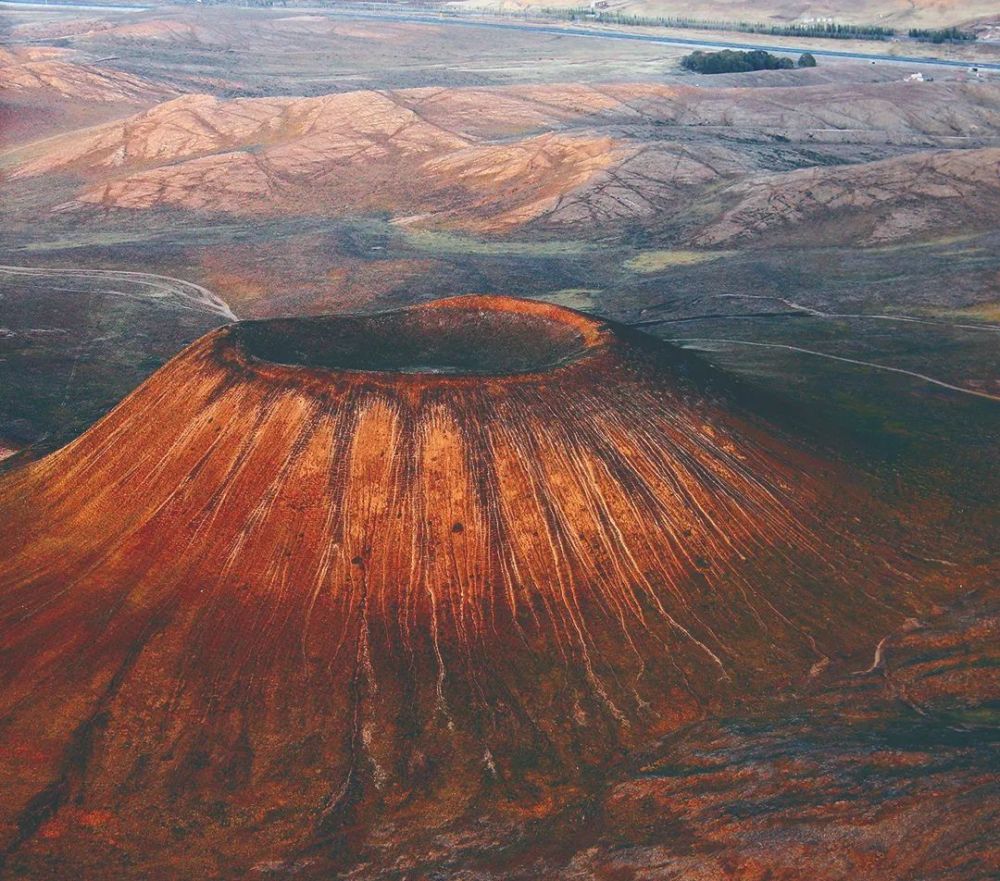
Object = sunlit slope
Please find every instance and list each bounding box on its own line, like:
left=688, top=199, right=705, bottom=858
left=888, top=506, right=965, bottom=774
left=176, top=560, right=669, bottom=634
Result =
left=10, top=80, right=1000, bottom=240
left=0, top=297, right=954, bottom=878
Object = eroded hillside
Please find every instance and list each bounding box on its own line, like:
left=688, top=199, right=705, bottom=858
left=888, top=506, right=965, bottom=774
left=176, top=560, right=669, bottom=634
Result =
left=8, top=77, right=1000, bottom=242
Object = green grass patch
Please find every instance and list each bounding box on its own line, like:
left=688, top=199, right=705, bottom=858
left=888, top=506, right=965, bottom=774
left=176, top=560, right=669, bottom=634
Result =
left=400, top=227, right=591, bottom=258
left=625, top=250, right=733, bottom=273
left=536, top=288, right=602, bottom=310
left=946, top=301, right=1000, bottom=323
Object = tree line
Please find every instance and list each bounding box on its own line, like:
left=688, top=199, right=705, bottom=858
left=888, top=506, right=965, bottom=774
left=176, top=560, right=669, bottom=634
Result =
left=546, top=8, right=894, bottom=41
left=908, top=27, right=977, bottom=44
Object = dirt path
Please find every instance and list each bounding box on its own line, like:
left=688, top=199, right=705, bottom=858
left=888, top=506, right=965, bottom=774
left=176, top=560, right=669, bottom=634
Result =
left=676, top=337, right=1000, bottom=402
left=716, top=294, right=1000, bottom=333
left=0, top=264, right=237, bottom=321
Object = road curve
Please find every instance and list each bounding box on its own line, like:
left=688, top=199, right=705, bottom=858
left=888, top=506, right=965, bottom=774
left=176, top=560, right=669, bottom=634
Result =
left=0, top=265, right=237, bottom=321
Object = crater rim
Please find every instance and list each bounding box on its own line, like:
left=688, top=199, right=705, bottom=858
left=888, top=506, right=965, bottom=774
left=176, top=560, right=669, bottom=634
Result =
left=225, top=295, right=610, bottom=379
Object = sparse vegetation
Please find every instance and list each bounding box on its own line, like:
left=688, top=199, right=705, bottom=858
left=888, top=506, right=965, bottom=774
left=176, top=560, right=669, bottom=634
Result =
left=625, top=250, right=733, bottom=273
left=681, top=49, right=795, bottom=74
left=952, top=300, right=1000, bottom=322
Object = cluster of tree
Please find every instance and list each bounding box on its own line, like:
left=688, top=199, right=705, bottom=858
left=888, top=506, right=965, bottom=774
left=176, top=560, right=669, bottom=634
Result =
left=545, top=9, right=894, bottom=40
left=773, top=21, right=894, bottom=40
left=908, top=27, right=977, bottom=44
left=680, top=49, right=816, bottom=74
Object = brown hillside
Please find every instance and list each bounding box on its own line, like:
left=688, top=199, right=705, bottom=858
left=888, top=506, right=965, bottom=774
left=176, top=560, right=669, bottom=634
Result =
left=0, top=55, right=169, bottom=105
left=692, top=147, right=1000, bottom=247
left=469, top=0, right=1000, bottom=29
left=11, top=80, right=1000, bottom=232
left=0, top=47, right=174, bottom=146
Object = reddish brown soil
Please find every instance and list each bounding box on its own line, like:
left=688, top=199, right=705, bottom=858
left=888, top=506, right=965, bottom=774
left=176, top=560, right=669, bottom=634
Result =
left=0, top=45, right=174, bottom=144
left=0, top=297, right=963, bottom=879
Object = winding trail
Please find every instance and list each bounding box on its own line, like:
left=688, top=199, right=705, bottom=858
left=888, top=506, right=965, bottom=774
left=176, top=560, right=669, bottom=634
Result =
left=635, top=296, right=1000, bottom=333
left=0, top=265, right=236, bottom=321
left=676, top=337, right=1000, bottom=403
left=715, top=294, right=1000, bottom=333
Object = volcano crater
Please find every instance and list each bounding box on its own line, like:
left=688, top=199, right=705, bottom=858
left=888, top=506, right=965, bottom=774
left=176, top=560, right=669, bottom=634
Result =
left=230, top=297, right=603, bottom=376
left=0, top=294, right=950, bottom=881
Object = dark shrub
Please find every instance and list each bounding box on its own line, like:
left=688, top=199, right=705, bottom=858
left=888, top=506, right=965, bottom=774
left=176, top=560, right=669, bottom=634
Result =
left=681, top=49, right=795, bottom=74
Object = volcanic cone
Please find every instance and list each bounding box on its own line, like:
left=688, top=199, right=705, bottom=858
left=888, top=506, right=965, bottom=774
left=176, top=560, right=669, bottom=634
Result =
left=0, top=296, right=934, bottom=877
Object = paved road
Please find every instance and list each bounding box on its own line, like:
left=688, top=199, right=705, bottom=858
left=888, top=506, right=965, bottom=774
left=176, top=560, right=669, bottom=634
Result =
left=2, top=0, right=999, bottom=72
left=0, top=0, right=147, bottom=10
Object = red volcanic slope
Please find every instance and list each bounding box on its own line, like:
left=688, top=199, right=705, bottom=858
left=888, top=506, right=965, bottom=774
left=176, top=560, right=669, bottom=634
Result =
left=0, top=296, right=943, bottom=877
